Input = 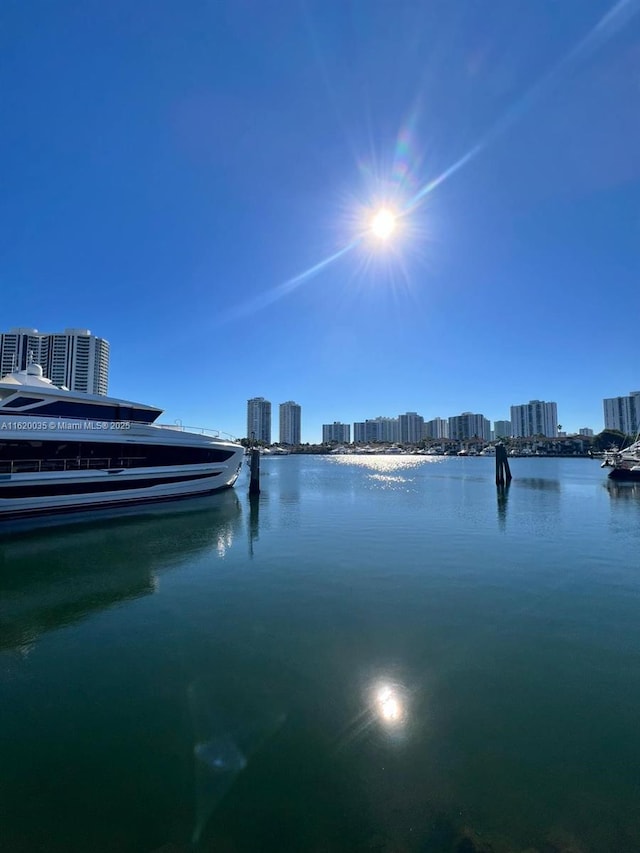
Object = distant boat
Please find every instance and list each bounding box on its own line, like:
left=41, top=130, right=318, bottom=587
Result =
left=479, top=446, right=496, bottom=456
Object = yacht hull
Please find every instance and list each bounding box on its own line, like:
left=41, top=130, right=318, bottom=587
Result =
left=608, top=465, right=640, bottom=482
left=0, top=464, right=243, bottom=520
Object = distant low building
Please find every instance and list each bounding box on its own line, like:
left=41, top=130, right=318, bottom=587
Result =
left=323, top=421, right=350, bottom=443
left=579, top=428, right=594, bottom=437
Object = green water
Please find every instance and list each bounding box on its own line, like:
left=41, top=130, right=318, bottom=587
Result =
left=1, top=456, right=639, bottom=852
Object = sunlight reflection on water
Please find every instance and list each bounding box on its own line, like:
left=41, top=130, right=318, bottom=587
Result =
left=369, top=473, right=408, bottom=485
left=326, top=454, right=445, bottom=489
left=327, top=455, right=444, bottom=474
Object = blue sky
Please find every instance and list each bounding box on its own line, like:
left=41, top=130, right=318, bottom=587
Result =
left=2, top=0, right=639, bottom=441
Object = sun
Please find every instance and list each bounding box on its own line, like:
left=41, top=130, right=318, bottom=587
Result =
left=370, top=208, right=397, bottom=241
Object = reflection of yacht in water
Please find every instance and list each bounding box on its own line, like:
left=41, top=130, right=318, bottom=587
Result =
left=0, top=492, right=242, bottom=652
left=605, top=480, right=640, bottom=501
left=0, top=358, right=244, bottom=519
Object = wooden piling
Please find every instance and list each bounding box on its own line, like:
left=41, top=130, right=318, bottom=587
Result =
left=495, top=442, right=512, bottom=486
left=249, top=447, right=261, bottom=495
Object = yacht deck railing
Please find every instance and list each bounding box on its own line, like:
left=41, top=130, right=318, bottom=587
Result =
left=156, top=423, right=237, bottom=441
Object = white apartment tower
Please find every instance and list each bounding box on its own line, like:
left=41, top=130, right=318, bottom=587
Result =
left=510, top=400, right=558, bottom=438
left=247, top=397, right=272, bottom=444
left=425, top=417, right=449, bottom=440
left=603, top=392, right=640, bottom=435
left=353, top=417, right=400, bottom=444
left=0, top=327, right=109, bottom=395
left=493, top=420, right=512, bottom=439
left=448, top=412, right=491, bottom=441
left=399, top=412, right=425, bottom=444
left=322, top=422, right=350, bottom=443
left=279, top=401, right=301, bottom=445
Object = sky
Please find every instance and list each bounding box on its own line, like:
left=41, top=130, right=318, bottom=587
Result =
left=2, top=0, right=639, bottom=442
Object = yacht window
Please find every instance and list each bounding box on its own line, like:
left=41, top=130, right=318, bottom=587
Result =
left=3, top=396, right=45, bottom=408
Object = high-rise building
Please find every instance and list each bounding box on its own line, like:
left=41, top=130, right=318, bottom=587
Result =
left=579, top=428, right=594, bottom=437
left=353, top=417, right=399, bottom=444
left=424, top=417, right=449, bottom=439
left=448, top=412, right=491, bottom=441
left=603, top=392, right=640, bottom=435
left=510, top=401, right=558, bottom=438
left=322, top=422, right=350, bottom=443
left=353, top=422, right=366, bottom=444
left=279, top=401, right=301, bottom=445
left=0, top=327, right=110, bottom=394
left=493, top=420, right=512, bottom=439
left=247, top=397, right=271, bottom=444
left=398, top=412, right=424, bottom=444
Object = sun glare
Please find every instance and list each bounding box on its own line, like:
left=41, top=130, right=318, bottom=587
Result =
left=372, top=681, right=407, bottom=729
left=370, top=208, right=397, bottom=241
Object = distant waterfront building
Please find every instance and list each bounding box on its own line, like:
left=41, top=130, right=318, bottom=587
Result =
left=353, top=417, right=399, bottom=443
left=424, top=417, right=449, bottom=440
left=375, top=417, right=399, bottom=442
left=247, top=397, right=271, bottom=444
left=0, top=327, right=109, bottom=394
left=322, top=422, right=350, bottom=443
left=398, top=412, right=425, bottom=444
left=448, top=412, right=491, bottom=441
left=579, top=428, right=594, bottom=437
left=603, top=392, right=640, bottom=435
left=510, top=401, right=558, bottom=438
left=279, top=401, right=301, bottom=445
left=493, top=420, right=512, bottom=439
left=0, top=327, right=41, bottom=375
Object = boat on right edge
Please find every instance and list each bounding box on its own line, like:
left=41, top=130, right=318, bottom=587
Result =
left=601, top=432, right=640, bottom=481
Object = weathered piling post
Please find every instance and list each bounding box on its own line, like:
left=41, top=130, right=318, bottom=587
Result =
left=249, top=446, right=261, bottom=495
left=495, top=442, right=512, bottom=486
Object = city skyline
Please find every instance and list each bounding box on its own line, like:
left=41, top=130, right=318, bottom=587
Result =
left=0, top=330, right=624, bottom=440
left=2, top=2, right=639, bottom=442
left=0, top=331, right=627, bottom=441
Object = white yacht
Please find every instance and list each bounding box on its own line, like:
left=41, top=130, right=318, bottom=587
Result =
left=601, top=432, right=640, bottom=482
left=0, top=360, right=244, bottom=520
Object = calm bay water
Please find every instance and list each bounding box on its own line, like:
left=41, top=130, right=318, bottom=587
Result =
left=1, top=455, right=639, bottom=852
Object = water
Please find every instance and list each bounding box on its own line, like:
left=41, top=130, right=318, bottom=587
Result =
left=1, top=456, right=639, bottom=852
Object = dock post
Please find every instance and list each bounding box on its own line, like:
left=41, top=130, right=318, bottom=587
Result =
left=249, top=446, right=261, bottom=496
left=495, top=442, right=513, bottom=486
